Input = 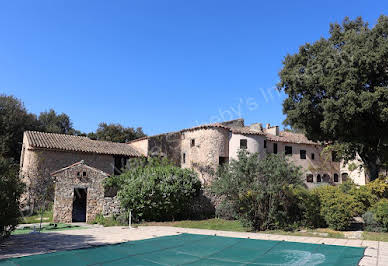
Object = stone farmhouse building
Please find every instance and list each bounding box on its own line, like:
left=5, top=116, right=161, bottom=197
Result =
left=20, top=118, right=365, bottom=223
left=129, top=118, right=364, bottom=187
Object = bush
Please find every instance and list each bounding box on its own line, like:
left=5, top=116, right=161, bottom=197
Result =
left=366, top=176, right=388, bottom=199
left=215, top=199, right=237, bottom=220
left=0, top=157, right=25, bottom=239
left=105, top=158, right=201, bottom=222
left=316, top=185, right=357, bottom=230
left=339, top=180, right=378, bottom=216
left=371, top=199, right=388, bottom=231
left=362, top=211, right=385, bottom=232
left=211, top=151, right=303, bottom=231
left=292, top=187, right=326, bottom=228
left=92, top=214, right=128, bottom=227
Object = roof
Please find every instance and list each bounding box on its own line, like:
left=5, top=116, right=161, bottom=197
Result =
left=265, top=131, right=317, bottom=145
left=25, top=131, right=142, bottom=157
left=51, top=160, right=110, bottom=176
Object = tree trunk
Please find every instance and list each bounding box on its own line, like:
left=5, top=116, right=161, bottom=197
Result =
left=359, top=150, right=380, bottom=182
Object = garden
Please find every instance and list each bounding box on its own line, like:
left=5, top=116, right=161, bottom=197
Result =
left=98, top=153, right=388, bottom=241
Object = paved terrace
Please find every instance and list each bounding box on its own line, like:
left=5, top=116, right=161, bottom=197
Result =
left=0, top=226, right=386, bottom=265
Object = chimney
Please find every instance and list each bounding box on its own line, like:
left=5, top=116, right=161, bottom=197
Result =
left=249, top=123, right=263, bottom=131
left=266, top=125, right=280, bottom=136
left=266, top=123, right=271, bottom=129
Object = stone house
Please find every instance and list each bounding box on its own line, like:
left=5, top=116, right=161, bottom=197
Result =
left=51, top=161, right=110, bottom=223
left=20, top=119, right=366, bottom=223
left=129, top=119, right=363, bottom=187
left=20, top=131, right=142, bottom=211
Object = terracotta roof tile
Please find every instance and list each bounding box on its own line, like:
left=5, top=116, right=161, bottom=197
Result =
left=25, top=131, right=142, bottom=157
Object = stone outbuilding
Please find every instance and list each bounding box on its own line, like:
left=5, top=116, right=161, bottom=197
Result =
left=51, top=160, right=109, bottom=223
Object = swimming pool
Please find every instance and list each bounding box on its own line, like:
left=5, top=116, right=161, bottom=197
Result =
left=0, top=233, right=365, bottom=265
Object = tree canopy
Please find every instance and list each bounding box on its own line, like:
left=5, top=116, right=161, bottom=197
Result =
left=0, top=94, right=147, bottom=162
left=88, top=122, right=146, bottom=143
left=0, top=95, right=40, bottom=160
left=38, top=109, right=76, bottom=135
left=278, top=16, right=388, bottom=180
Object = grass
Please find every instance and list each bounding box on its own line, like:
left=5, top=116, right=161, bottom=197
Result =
left=139, top=218, right=246, bottom=232
left=141, top=218, right=388, bottom=242
left=362, top=231, right=388, bottom=242
left=264, top=228, right=345, bottom=239
left=12, top=223, right=88, bottom=235
left=20, top=210, right=53, bottom=224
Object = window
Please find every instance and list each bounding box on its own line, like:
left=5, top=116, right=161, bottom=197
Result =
left=334, top=173, right=339, bottom=182
left=77, top=172, right=81, bottom=177
left=190, top=139, right=195, bottom=147
left=317, top=174, right=321, bottom=182
left=311, top=153, right=315, bottom=160
left=240, top=139, right=247, bottom=149
left=332, top=151, right=339, bottom=162
left=264, top=140, right=267, bottom=149
left=306, top=174, right=313, bottom=183
left=341, top=173, right=349, bottom=181
left=219, top=157, right=229, bottom=166
left=114, top=156, right=129, bottom=175
left=83, top=171, right=87, bottom=177
left=285, top=146, right=292, bottom=155
left=323, top=174, right=330, bottom=182
left=273, top=143, right=278, bottom=154
left=182, top=153, right=186, bottom=164
left=300, top=150, right=306, bottom=159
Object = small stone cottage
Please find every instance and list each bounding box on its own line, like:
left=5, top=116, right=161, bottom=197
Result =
left=51, top=160, right=111, bottom=223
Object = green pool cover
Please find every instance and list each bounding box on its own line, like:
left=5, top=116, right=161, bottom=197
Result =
left=0, top=233, right=365, bottom=265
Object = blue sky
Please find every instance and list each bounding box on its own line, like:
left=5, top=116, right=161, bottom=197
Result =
left=1, top=1, right=386, bottom=135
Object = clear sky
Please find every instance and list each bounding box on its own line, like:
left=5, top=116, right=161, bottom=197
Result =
left=1, top=1, right=386, bottom=135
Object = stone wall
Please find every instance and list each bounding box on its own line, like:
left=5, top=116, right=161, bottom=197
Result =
left=181, top=128, right=229, bottom=184
left=103, top=196, right=122, bottom=216
left=21, top=137, right=114, bottom=209
left=52, top=162, right=107, bottom=223
left=147, top=132, right=182, bottom=166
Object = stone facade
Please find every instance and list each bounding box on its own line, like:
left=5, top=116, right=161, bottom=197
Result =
left=52, top=161, right=108, bottom=223
left=20, top=131, right=141, bottom=210
left=181, top=128, right=229, bottom=184
left=102, top=196, right=122, bottom=217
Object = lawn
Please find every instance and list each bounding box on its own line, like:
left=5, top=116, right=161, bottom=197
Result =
left=141, top=218, right=388, bottom=242
left=140, top=218, right=246, bottom=232
left=20, top=210, right=53, bottom=224
left=12, top=223, right=88, bottom=235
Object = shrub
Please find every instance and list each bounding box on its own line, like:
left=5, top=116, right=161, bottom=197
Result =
left=366, top=176, right=388, bottom=199
left=316, top=185, right=357, bottom=230
left=371, top=199, right=388, bottom=231
left=105, top=158, right=201, bottom=222
left=339, top=180, right=378, bottom=216
left=0, top=157, right=25, bottom=239
left=92, top=214, right=127, bottom=227
left=211, top=151, right=303, bottom=231
left=362, top=211, right=385, bottom=232
left=292, top=187, right=326, bottom=228
left=215, top=199, right=237, bottom=220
